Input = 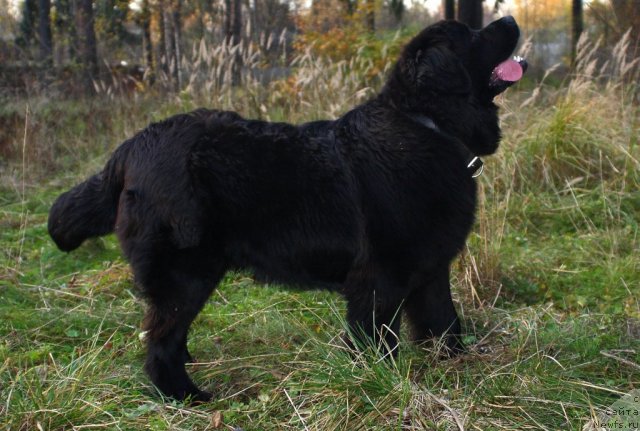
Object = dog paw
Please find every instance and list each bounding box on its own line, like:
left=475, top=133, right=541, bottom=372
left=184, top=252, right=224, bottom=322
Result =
left=187, top=389, right=213, bottom=405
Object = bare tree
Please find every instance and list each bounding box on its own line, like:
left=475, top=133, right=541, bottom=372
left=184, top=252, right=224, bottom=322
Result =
left=224, top=0, right=231, bottom=39
left=77, top=0, right=98, bottom=93
left=457, top=0, right=483, bottom=29
left=54, top=0, right=78, bottom=63
left=366, top=0, right=375, bottom=33
left=337, top=0, right=355, bottom=15
left=224, top=0, right=242, bottom=85
left=159, top=0, right=183, bottom=91
left=233, top=0, right=241, bottom=45
left=571, top=0, right=583, bottom=66
left=163, top=6, right=177, bottom=89
left=139, top=0, right=154, bottom=84
left=38, top=0, right=53, bottom=65
left=172, top=0, right=183, bottom=89
left=18, top=0, right=37, bottom=49
left=157, top=0, right=168, bottom=76
left=224, top=0, right=242, bottom=45
left=389, top=0, right=404, bottom=26
left=443, top=0, right=455, bottom=20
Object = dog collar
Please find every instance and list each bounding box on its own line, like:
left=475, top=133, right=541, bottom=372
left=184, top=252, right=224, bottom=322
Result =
left=407, top=113, right=484, bottom=178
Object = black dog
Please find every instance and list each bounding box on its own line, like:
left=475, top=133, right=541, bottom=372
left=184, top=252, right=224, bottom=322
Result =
left=49, top=17, right=526, bottom=402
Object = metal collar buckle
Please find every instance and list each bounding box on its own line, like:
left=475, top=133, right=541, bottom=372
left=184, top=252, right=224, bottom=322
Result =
left=467, top=156, right=484, bottom=178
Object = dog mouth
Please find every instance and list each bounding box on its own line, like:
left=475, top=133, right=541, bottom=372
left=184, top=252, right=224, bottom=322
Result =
left=488, top=56, right=528, bottom=93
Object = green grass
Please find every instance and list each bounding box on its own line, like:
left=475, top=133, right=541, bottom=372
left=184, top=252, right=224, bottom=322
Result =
left=1, top=35, right=639, bottom=430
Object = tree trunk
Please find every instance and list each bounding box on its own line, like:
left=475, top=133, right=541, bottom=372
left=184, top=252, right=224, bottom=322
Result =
left=389, top=0, right=404, bottom=26
left=163, top=6, right=176, bottom=89
left=233, top=0, right=242, bottom=85
left=224, top=0, right=242, bottom=85
left=224, top=0, right=232, bottom=43
left=77, top=0, right=98, bottom=94
left=69, top=0, right=80, bottom=62
left=38, top=0, right=53, bottom=65
left=331, top=0, right=356, bottom=15
left=140, top=0, right=154, bottom=84
left=457, top=0, right=483, bottom=29
left=19, top=0, right=38, bottom=48
left=366, top=0, right=375, bottom=33
left=232, top=0, right=241, bottom=46
left=172, top=0, right=182, bottom=90
left=54, top=0, right=78, bottom=63
left=570, top=0, right=583, bottom=66
left=158, top=1, right=168, bottom=76
left=250, top=0, right=258, bottom=41
left=195, top=0, right=206, bottom=41
left=443, top=0, right=455, bottom=20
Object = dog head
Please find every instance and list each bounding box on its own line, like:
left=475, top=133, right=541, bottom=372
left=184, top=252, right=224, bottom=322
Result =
left=382, top=16, right=527, bottom=155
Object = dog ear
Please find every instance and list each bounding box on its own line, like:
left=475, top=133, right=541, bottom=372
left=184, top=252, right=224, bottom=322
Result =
left=411, top=46, right=472, bottom=95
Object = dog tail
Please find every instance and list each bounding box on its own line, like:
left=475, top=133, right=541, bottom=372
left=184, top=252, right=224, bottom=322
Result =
left=48, top=138, right=132, bottom=252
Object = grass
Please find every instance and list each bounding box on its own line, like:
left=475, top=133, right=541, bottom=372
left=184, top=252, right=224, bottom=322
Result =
left=1, top=34, right=639, bottom=430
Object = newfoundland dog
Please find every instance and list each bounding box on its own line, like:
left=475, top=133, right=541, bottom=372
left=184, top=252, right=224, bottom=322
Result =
left=49, top=16, right=526, bottom=401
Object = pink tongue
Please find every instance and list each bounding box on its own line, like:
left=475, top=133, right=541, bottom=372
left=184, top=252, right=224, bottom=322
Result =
left=493, top=59, right=523, bottom=82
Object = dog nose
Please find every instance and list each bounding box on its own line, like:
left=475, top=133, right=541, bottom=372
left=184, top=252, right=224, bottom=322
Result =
left=482, top=15, right=520, bottom=40
left=518, top=58, right=528, bottom=74
left=483, top=16, right=519, bottom=34
left=501, top=16, right=517, bottom=27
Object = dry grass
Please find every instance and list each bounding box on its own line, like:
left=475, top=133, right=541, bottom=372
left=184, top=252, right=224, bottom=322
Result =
left=0, top=31, right=638, bottom=430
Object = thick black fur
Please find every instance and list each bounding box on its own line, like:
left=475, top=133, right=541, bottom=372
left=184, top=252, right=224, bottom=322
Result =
left=49, top=17, right=522, bottom=402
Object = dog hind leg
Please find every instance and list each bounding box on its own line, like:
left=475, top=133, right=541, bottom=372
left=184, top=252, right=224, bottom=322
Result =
left=136, top=253, right=225, bottom=402
left=343, top=266, right=404, bottom=357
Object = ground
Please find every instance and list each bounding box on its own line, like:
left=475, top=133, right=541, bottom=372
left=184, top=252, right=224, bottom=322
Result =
left=1, top=40, right=639, bottom=429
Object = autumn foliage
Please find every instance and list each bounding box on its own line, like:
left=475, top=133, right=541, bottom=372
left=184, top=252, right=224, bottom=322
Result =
left=293, top=0, right=406, bottom=75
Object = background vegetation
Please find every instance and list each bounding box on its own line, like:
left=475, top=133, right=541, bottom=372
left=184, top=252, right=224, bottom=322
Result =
left=1, top=0, right=639, bottom=430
